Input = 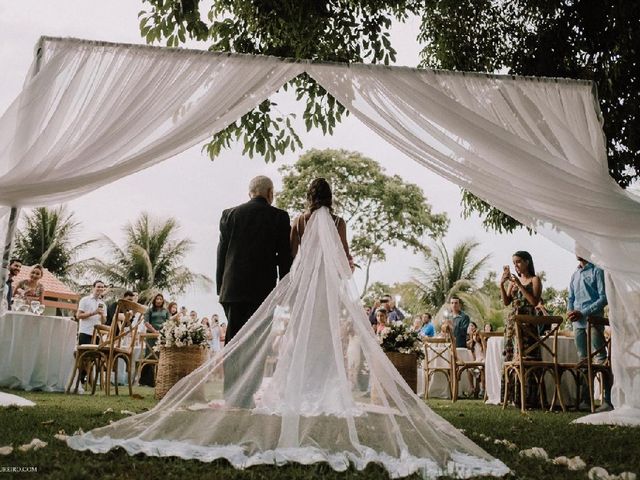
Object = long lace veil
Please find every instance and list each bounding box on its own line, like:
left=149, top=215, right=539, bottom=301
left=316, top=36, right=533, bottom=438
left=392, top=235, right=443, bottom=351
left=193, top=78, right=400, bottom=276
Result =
left=68, top=207, right=508, bottom=479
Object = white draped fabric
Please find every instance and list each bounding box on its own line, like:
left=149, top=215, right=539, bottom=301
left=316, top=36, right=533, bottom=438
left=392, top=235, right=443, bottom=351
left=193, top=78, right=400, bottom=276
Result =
left=307, top=64, right=640, bottom=425
left=0, top=37, right=637, bottom=429
left=68, top=207, right=509, bottom=478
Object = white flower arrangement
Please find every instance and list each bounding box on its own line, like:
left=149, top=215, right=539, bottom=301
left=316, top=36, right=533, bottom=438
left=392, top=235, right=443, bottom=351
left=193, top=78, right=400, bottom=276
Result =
left=155, top=317, right=209, bottom=351
left=377, top=320, right=424, bottom=360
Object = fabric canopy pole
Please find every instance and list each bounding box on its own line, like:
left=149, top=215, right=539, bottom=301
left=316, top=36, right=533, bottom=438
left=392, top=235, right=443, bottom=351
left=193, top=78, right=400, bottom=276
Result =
left=0, top=37, right=638, bottom=425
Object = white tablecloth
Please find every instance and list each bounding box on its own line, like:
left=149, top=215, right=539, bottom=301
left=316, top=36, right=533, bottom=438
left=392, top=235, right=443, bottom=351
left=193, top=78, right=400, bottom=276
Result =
left=0, top=312, right=76, bottom=392
left=418, top=347, right=475, bottom=399
left=485, top=335, right=579, bottom=405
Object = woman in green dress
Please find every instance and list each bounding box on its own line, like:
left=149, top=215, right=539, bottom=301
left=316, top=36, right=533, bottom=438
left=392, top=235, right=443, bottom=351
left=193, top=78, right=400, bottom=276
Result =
left=139, top=293, right=169, bottom=387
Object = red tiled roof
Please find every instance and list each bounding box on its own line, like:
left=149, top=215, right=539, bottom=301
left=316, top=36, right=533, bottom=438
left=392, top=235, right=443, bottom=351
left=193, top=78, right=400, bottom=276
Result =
left=13, top=265, right=77, bottom=297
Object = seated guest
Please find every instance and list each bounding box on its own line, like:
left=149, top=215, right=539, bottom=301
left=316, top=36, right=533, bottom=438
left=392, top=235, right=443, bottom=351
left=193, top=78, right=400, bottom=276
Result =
left=483, top=323, right=493, bottom=333
left=411, top=317, right=422, bottom=332
left=77, top=280, right=107, bottom=345
left=419, top=313, right=436, bottom=337
left=15, top=264, right=45, bottom=304
left=375, top=309, right=388, bottom=334
left=167, top=301, right=179, bottom=320
left=467, top=322, right=484, bottom=360
left=4, top=257, right=22, bottom=310
left=189, top=310, right=198, bottom=322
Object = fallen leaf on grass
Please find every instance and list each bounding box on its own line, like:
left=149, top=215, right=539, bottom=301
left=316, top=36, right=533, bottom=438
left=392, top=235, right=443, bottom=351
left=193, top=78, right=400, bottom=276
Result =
left=519, top=447, right=548, bottom=460
left=0, top=446, right=13, bottom=455
left=72, top=428, right=84, bottom=436
left=478, top=434, right=492, bottom=442
left=131, top=394, right=144, bottom=400
left=120, top=410, right=136, bottom=416
left=18, top=438, right=47, bottom=452
left=41, top=419, right=54, bottom=425
left=102, top=408, right=114, bottom=414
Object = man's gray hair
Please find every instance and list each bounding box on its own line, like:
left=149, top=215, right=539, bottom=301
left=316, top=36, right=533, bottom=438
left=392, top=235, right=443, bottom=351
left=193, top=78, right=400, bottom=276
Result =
left=249, top=176, right=274, bottom=197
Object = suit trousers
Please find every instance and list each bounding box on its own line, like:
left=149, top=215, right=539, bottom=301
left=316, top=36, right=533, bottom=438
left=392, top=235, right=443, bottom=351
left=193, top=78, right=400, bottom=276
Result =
left=222, top=302, right=262, bottom=408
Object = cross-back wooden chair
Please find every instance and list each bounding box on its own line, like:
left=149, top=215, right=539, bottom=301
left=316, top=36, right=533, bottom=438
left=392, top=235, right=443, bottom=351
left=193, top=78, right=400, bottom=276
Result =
left=105, top=299, right=148, bottom=396
left=586, top=316, right=612, bottom=412
left=66, top=318, right=113, bottom=395
left=503, top=315, right=565, bottom=413
left=448, top=330, right=485, bottom=401
left=422, top=337, right=454, bottom=400
left=135, top=332, right=160, bottom=385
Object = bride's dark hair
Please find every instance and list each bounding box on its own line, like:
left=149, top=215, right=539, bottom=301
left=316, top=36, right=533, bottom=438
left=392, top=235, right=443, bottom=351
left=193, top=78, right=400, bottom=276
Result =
left=307, top=178, right=333, bottom=213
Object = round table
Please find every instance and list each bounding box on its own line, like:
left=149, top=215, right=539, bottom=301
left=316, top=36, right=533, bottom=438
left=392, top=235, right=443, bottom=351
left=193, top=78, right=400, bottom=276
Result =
left=0, top=312, right=76, bottom=392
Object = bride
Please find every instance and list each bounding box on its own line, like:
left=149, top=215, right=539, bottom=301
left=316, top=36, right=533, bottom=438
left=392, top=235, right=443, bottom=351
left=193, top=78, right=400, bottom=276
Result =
left=68, top=178, right=508, bottom=479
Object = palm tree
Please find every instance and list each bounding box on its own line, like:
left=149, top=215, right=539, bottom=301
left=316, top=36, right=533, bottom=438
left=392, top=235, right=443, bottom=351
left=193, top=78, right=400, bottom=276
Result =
left=412, top=239, right=491, bottom=312
left=13, top=206, right=95, bottom=279
left=87, top=213, right=212, bottom=303
left=457, top=291, right=508, bottom=331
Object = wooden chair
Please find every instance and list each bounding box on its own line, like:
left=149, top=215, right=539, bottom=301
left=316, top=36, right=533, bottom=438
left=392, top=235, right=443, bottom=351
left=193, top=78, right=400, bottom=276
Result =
left=66, top=320, right=112, bottom=395
left=502, top=315, right=565, bottom=413
left=478, top=331, right=503, bottom=400
left=449, top=330, right=485, bottom=401
left=135, top=333, right=160, bottom=385
left=422, top=337, right=454, bottom=400
left=586, top=316, right=612, bottom=412
left=105, top=299, right=148, bottom=396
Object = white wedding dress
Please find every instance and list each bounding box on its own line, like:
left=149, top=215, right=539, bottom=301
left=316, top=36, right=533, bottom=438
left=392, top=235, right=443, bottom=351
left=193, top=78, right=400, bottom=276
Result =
left=68, top=207, right=508, bottom=479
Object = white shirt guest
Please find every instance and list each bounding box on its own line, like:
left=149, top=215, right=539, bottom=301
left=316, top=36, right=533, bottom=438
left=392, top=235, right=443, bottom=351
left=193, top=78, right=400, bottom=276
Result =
left=77, top=281, right=107, bottom=345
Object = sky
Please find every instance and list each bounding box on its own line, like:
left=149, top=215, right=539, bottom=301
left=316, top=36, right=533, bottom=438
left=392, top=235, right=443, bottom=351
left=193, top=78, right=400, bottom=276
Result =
left=0, top=2, right=579, bottom=319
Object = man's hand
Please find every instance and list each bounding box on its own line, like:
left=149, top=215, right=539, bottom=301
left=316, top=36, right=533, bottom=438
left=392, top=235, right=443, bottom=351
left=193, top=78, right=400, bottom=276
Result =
left=567, top=310, right=583, bottom=322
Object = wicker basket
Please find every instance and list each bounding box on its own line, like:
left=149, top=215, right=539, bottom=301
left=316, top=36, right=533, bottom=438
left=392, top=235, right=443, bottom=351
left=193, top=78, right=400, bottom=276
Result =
left=155, top=345, right=208, bottom=400
left=386, top=351, right=418, bottom=393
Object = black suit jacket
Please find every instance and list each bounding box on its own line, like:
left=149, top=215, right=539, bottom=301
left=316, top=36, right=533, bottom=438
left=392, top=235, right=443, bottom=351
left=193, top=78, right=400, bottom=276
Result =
left=216, top=197, right=292, bottom=303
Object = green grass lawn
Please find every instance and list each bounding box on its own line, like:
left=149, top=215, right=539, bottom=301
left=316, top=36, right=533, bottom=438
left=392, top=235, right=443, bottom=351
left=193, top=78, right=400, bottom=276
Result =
left=0, top=387, right=638, bottom=479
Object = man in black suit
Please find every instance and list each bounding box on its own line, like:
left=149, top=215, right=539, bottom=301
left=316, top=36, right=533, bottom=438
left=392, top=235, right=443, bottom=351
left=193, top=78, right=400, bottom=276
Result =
left=216, top=175, right=292, bottom=408
left=217, top=175, right=292, bottom=343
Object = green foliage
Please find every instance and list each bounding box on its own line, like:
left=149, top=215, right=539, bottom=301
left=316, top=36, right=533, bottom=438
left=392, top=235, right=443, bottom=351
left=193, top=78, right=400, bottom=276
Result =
left=139, top=0, right=420, bottom=163
left=412, top=239, right=490, bottom=312
left=276, top=149, right=448, bottom=295
left=86, top=213, right=211, bottom=303
left=419, top=0, right=640, bottom=232
left=457, top=272, right=510, bottom=331
left=362, top=281, right=427, bottom=318
left=13, top=206, right=95, bottom=279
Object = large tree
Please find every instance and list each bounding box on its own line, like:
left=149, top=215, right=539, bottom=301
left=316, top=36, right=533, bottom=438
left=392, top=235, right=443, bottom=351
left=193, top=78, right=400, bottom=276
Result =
left=139, top=0, right=418, bottom=163
left=87, top=213, right=211, bottom=303
left=276, top=149, right=448, bottom=295
left=419, top=0, right=639, bottom=232
left=412, top=238, right=490, bottom=311
left=139, top=1, right=638, bottom=234
left=13, top=206, right=95, bottom=279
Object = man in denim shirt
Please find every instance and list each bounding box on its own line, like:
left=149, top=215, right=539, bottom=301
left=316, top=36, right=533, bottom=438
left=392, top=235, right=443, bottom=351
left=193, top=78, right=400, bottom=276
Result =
left=567, top=256, right=612, bottom=411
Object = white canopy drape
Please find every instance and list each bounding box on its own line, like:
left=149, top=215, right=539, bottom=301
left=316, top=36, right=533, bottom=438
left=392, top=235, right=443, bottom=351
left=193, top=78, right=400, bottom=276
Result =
left=1, top=37, right=638, bottom=425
